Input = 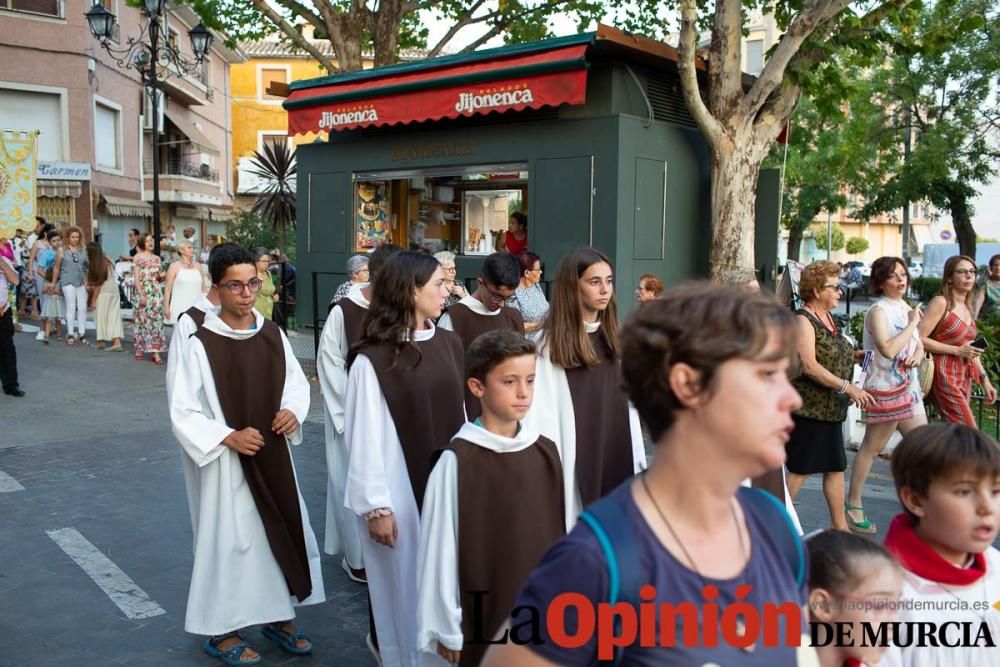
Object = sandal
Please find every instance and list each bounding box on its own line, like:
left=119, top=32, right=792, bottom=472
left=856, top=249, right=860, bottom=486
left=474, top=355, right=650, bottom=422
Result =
left=845, top=504, right=877, bottom=534
left=261, top=622, right=313, bottom=655
left=203, top=633, right=260, bottom=666
left=135, top=352, right=143, bottom=361
left=151, top=355, right=165, bottom=366
left=66, top=336, right=75, bottom=346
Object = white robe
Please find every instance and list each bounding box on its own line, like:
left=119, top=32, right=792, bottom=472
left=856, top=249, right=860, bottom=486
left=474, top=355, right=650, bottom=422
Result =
left=437, top=294, right=500, bottom=331
left=165, top=293, right=220, bottom=542
left=416, top=422, right=546, bottom=657
left=317, top=283, right=367, bottom=566
left=881, top=547, right=1000, bottom=667
left=522, top=320, right=647, bottom=531
left=169, top=309, right=325, bottom=636
left=344, top=323, right=448, bottom=667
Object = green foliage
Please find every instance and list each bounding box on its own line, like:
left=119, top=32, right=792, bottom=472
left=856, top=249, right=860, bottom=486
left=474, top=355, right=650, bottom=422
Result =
left=848, top=310, right=866, bottom=347
left=910, top=276, right=942, bottom=303
left=846, top=237, right=870, bottom=256
left=248, top=142, right=297, bottom=247
left=813, top=224, right=845, bottom=252
left=225, top=210, right=295, bottom=262
left=850, top=0, right=999, bottom=240
left=979, top=237, right=999, bottom=244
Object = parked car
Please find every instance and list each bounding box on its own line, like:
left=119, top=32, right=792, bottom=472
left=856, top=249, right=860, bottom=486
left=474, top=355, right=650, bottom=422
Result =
left=908, top=261, right=923, bottom=279
left=842, top=260, right=870, bottom=286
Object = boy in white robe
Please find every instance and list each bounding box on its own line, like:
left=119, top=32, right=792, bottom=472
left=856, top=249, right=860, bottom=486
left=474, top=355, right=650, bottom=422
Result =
left=169, top=244, right=324, bottom=665
left=880, top=423, right=1000, bottom=667
left=417, top=330, right=564, bottom=667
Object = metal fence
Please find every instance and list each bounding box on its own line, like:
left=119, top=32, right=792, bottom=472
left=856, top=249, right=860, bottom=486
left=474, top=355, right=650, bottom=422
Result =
left=926, top=393, right=1000, bottom=440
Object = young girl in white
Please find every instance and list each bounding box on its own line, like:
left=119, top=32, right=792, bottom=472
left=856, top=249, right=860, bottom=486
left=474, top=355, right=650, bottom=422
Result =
left=807, top=530, right=903, bottom=667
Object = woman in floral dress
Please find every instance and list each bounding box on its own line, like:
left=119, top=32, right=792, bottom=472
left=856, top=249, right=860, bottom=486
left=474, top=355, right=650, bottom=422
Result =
left=132, top=233, right=166, bottom=365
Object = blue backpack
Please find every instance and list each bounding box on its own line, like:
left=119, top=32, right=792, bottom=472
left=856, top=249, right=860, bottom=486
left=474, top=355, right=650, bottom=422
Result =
left=577, top=485, right=805, bottom=665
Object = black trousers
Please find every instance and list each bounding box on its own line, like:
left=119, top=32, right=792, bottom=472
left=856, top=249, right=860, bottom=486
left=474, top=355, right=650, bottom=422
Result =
left=0, top=308, right=17, bottom=393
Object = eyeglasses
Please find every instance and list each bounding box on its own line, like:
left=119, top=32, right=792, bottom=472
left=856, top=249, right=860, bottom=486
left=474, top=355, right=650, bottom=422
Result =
left=442, top=266, right=457, bottom=272
left=821, top=283, right=842, bottom=291
left=954, top=269, right=978, bottom=277
left=217, top=278, right=263, bottom=294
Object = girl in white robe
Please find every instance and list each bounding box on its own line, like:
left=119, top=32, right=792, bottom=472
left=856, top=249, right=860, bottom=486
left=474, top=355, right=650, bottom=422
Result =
left=344, top=252, right=465, bottom=667
left=522, top=248, right=646, bottom=530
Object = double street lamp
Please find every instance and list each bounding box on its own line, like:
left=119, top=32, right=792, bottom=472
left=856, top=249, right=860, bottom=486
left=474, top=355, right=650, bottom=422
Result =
left=85, top=0, right=213, bottom=255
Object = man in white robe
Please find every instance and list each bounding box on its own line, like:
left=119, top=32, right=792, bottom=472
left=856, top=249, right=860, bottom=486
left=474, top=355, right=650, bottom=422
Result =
left=169, top=247, right=324, bottom=660
left=317, top=282, right=367, bottom=579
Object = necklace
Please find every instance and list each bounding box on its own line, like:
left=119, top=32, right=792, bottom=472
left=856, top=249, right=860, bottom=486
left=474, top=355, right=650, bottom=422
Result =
left=639, top=472, right=756, bottom=652
left=805, top=304, right=836, bottom=334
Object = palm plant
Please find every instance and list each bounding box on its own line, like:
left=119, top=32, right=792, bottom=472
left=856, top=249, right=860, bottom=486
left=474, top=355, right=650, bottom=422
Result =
left=248, top=141, right=297, bottom=246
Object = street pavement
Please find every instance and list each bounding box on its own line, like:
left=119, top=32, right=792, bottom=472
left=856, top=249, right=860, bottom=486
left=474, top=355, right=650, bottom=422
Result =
left=0, top=323, right=905, bottom=666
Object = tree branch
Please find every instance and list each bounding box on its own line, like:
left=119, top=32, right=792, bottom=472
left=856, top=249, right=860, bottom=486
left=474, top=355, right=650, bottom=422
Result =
left=427, top=0, right=488, bottom=58
left=273, top=0, right=326, bottom=31
left=741, top=0, right=852, bottom=119
left=709, top=0, right=748, bottom=119
left=253, top=0, right=338, bottom=73
left=677, top=0, right=725, bottom=145
left=440, top=0, right=581, bottom=56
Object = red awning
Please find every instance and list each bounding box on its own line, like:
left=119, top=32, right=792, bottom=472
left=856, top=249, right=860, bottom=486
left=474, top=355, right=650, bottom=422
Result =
left=285, top=43, right=589, bottom=136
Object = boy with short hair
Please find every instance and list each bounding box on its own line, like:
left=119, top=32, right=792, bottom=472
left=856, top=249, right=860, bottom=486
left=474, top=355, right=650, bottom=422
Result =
left=438, top=252, right=525, bottom=419
left=882, top=422, right=1000, bottom=666
left=170, top=243, right=324, bottom=665
left=417, top=329, right=564, bottom=667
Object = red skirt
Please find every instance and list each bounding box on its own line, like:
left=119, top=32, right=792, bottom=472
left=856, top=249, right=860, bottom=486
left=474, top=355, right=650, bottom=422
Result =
left=863, top=380, right=918, bottom=424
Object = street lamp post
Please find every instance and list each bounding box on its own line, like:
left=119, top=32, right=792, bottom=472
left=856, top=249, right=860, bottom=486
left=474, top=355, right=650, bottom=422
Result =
left=85, top=1, right=212, bottom=256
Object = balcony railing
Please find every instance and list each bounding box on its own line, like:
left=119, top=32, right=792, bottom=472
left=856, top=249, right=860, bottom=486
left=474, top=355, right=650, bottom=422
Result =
left=145, top=158, right=218, bottom=183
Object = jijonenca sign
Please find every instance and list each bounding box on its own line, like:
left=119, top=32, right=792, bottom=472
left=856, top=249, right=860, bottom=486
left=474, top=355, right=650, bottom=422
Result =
left=37, top=162, right=91, bottom=181
left=319, top=107, right=378, bottom=130
left=455, top=87, right=535, bottom=114
left=390, top=142, right=475, bottom=165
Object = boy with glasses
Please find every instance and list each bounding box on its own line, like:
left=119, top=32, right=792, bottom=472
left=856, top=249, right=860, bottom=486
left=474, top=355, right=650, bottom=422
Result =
left=169, top=243, right=324, bottom=665
left=439, top=252, right=525, bottom=419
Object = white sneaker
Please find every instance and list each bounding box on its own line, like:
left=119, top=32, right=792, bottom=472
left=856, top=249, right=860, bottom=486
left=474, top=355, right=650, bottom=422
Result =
left=35, top=331, right=44, bottom=341
left=341, top=557, right=367, bottom=584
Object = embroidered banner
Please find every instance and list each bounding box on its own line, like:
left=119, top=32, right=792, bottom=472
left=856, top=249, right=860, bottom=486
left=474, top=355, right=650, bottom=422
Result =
left=0, top=130, right=39, bottom=236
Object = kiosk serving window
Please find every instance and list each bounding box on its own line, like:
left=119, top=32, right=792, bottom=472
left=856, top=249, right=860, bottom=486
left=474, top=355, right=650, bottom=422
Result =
left=352, top=163, right=527, bottom=255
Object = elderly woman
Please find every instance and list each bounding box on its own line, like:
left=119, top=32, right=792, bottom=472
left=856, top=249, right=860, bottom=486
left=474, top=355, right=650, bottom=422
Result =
left=634, top=273, right=663, bottom=303
left=163, top=239, right=207, bottom=324
left=506, top=251, right=548, bottom=333
left=920, top=255, right=997, bottom=425
left=433, top=250, right=467, bottom=308
left=787, top=261, right=873, bottom=531
left=846, top=256, right=927, bottom=533
left=331, top=255, right=369, bottom=305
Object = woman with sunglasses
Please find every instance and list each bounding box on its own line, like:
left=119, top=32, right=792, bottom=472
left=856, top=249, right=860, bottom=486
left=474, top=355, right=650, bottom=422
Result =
left=919, top=255, right=997, bottom=425
left=133, top=233, right=166, bottom=365
left=787, top=261, right=873, bottom=532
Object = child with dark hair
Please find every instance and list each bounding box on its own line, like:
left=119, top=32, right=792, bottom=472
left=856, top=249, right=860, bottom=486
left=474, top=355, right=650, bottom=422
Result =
left=417, top=329, right=564, bottom=667
left=486, top=282, right=814, bottom=666
left=438, top=251, right=525, bottom=419
left=344, top=251, right=466, bottom=667
left=170, top=242, right=325, bottom=665
left=806, top=530, right=902, bottom=667
left=881, top=423, right=1000, bottom=666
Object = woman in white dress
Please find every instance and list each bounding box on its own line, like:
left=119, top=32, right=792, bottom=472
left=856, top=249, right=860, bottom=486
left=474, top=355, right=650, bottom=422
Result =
left=164, top=240, right=208, bottom=324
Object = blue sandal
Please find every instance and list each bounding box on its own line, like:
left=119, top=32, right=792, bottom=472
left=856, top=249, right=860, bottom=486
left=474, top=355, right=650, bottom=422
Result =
left=262, top=622, right=313, bottom=655
left=203, top=633, right=261, bottom=665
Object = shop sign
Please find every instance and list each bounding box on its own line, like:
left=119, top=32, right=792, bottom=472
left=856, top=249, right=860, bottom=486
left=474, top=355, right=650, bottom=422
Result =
left=38, top=161, right=91, bottom=181
left=390, top=142, right=475, bottom=164
left=319, top=106, right=379, bottom=130
left=455, top=85, right=534, bottom=114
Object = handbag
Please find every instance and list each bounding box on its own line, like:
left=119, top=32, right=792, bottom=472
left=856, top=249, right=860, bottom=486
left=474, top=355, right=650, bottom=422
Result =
left=917, top=353, right=935, bottom=397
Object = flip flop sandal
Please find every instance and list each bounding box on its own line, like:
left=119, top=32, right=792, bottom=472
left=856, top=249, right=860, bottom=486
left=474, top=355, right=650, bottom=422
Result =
left=261, top=623, right=313, bottom=655
left=845, top=503, right=877, bottom=534
left=202, top=634, right=260, bottom=666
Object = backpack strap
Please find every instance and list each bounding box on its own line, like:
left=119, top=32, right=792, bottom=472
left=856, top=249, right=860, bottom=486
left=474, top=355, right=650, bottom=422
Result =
left=737, top=486, right=806, bottom=589
left=578, top=493, right=642, bottom=665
